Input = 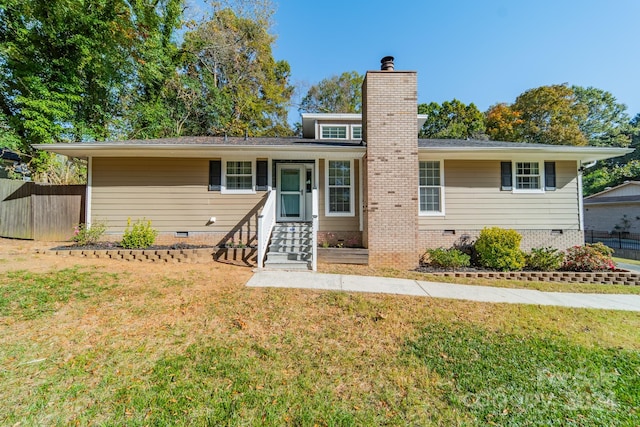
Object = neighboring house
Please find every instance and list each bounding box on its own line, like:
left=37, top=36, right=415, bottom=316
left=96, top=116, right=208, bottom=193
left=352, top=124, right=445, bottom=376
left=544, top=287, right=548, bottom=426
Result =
left=35, top=57, right=633, bottom=270
left=0, top=148, right=28, bottom=178
left=584, top=181, right=640, bottom=234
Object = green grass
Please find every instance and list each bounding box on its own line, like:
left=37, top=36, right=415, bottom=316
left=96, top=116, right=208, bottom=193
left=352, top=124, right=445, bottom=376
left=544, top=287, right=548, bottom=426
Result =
left=1, top=266, right=639, bottom=426
left=614, top=256, right=640, bottom=266
left=0, top=267, right=120, bottom=320
left=407, top=322, right=640, bottom=426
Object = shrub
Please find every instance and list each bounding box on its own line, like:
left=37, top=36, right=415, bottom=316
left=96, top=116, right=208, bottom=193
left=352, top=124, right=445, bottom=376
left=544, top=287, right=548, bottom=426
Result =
left=474, top=227, right=525, bottom=271
left=525, top=247, right=564, bottom=271
left=72, top=221, right=106, bottom=246
left=562, top=243, right=615, bottom=272
left=120, top=218, right=158, bottom=249
left=424, top=247, right=471, bottom=269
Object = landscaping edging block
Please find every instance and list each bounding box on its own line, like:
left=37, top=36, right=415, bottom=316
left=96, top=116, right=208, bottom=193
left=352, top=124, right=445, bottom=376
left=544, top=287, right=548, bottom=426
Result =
left=52, top=247, right=256, bottom=265
left=427, top=270, right=640, bottom=285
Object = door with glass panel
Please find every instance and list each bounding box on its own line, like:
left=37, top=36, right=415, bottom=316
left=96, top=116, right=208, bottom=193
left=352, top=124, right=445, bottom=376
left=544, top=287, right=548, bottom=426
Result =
left=276, top=164, right=305, bottom=221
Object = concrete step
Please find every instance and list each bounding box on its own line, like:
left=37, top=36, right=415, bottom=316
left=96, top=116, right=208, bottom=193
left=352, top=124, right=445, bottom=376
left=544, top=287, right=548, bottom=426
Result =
left=263, top=259, right=311, bottom=270
left=268, top=243, right=312, bottom=253
left=266, top=252, right=311, bottom=262
left=271, top=233, right=313, bottom=240
left=266, top=222, right=313, bottom=270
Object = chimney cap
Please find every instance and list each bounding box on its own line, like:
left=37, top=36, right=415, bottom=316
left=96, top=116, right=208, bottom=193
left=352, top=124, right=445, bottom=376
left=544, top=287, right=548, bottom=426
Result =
left=380, top=56, right=394, bottom=71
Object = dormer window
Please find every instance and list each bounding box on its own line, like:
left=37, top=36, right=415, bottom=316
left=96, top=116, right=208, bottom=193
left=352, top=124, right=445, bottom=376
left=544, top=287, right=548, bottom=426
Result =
left=321, top=125, right=348, bottom=139
left=352, top=125, right=362, bottom=140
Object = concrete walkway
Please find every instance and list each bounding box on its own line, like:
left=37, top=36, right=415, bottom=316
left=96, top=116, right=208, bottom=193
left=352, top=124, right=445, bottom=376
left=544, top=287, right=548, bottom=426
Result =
left=617, top=262, right=640, bottom=273
left=247, top=270, right=640, bottom=312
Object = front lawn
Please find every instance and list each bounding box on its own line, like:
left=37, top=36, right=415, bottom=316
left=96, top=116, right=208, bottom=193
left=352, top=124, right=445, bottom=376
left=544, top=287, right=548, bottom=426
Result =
left=1, top=263, right=639, bottom=425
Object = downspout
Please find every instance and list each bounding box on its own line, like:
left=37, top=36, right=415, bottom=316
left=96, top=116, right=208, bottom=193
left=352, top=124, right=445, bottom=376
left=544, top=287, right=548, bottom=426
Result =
left=577, top=160, right=597, bottom=231
left=86, top=156, right=93, bottom=227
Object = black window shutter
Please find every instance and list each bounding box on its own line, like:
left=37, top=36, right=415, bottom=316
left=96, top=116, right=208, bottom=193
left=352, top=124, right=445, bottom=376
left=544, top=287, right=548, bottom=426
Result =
left=209, top=160, right=221, bottom=191
left=545, top=162, right=556, bottom=191
left=256, top=160, right=268, bottom=191
left=500, top=162, right=512, bottom=190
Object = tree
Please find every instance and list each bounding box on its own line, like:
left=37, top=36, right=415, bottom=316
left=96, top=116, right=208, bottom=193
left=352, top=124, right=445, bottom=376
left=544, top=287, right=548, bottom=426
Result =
left=0, top=0, right=184, bottom=172
left=485, top=103, right=524, bottom=142
left=572, top=86, right=633, bottom=147
left=175, top=8, right=294, bottom=137
left=512, top=84, right=588, bottom=146
left=583, top=160, right=640, bottom=196
left=299, top=71, right=364, bottom=113
left=418, top=99, right=486, bottom=139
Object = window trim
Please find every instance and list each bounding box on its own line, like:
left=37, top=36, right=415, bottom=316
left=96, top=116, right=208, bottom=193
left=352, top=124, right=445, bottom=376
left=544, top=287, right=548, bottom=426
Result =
left=221, top=159, right=256, bottom=194
left=320, top=124, right=348, bottom=140
left=325, top=159, right=355, bottom=217
left=351, top=125, right=362, bottom=140
left=512, top=160, right=544, bottom=193
left=419, top=160, right=445, bottom=216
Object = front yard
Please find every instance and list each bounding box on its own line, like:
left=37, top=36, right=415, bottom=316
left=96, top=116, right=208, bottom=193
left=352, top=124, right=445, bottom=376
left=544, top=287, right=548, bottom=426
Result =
left=1, top=240, right=639, bottom=425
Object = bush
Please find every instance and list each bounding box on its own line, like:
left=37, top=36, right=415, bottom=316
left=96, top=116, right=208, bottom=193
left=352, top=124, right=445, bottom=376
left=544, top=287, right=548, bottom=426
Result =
left=72, top=221, right=106, bottom=246
left=525, top=247, right=564, bottom=271
left=562, top=243, right=615, bottom=272
left=120, top=218, right=158, bottom=249
left=424, top=248, right=471, bottom=269
left=474, top=227, right=525, bottom=271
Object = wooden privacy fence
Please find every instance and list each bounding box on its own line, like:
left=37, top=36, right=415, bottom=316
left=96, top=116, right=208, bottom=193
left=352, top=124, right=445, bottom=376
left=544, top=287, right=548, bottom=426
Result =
left=0, top=179, right=85, bottom=241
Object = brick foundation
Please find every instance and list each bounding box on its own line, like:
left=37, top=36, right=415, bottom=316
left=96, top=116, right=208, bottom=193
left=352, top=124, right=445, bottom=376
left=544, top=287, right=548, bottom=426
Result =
left=317, top=231, right=362, bottom=248
left=418, top=229, right=585, bottom=253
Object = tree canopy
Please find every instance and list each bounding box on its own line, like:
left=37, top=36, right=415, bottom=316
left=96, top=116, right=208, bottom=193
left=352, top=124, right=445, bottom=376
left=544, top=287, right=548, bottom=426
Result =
left=299, top=71, right=363, bottom=114
left=0, top=0, right=294, bottom=178
left=512, top=84, right=588, bottom=146
left=571, top=86, right=633, bottom=147
left=418, top=99, right=486, bottom=139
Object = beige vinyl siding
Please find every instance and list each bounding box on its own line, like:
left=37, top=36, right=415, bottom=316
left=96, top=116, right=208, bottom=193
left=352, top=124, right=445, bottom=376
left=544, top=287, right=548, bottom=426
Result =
left=419, top=160, right=580, bottom=230
left=318, top=158, right=360, bottom=232
left=92, top=158, right=266, bottom=232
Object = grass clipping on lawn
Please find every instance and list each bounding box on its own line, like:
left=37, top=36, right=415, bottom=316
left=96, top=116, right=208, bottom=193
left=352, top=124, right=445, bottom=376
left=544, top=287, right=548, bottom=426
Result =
left=0, top=257, right=639, bottom=425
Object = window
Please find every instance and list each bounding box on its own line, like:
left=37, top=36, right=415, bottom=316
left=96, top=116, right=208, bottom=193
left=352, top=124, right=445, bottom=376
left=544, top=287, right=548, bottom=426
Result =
left=226, top=161, right=252, bottom=190
left=321, top=125, right=347, bottom=139
left=419, top=161, right=444, bottom=214
left=210, top=159, right=261, bottom=193
left=500, top=161, right=556, bottom=192
left=326, top=160, right=353, bottom=215
left=515, top=162, right=540, bottom=189
left=352, top=125, right=362, bottom=140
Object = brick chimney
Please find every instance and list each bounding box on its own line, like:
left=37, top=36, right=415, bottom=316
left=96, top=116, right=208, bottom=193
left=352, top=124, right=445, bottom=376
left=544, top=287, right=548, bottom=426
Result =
left=362, top=57, right=419, bottom=269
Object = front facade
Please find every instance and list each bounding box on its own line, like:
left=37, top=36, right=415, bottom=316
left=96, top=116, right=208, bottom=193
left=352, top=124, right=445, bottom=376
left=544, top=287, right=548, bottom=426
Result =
left=37, top=58, right=633, bottom=269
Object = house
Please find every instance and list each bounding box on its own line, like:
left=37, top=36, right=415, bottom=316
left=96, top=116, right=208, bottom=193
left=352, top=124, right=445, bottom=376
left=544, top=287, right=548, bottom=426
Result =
left=0, top=148, right=28, bottom=179
left=35, top=57, right=633, bottom=270
left=584, top=181, right=640, bottom=234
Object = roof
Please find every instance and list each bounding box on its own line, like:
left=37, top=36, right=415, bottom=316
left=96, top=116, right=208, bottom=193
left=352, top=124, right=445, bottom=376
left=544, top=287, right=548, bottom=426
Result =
left=418, top=138, right=634, bottom=162
left=0, top=148, right=21, bottom=162
left=300, top=113, right=429, bottom=139
left=584, top=181, right=640, bottom=205
left=583, top=195, right=640, bottom=205
left=33, top=137, right=366, bottom=159
left=34, top=137, right=633, bottom=163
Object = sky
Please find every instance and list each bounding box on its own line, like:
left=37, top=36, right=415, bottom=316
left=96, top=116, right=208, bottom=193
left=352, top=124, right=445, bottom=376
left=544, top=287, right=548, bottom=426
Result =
left=264, top=0, right=640, bottom=121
